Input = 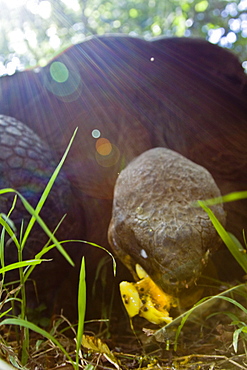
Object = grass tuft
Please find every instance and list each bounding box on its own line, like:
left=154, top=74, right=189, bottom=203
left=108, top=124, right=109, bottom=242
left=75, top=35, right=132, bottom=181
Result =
left=197, top=190, right=247, bottom=273
left=155, top=190, right=247, bottom=354
left=0, top=128, right=117, bottom=369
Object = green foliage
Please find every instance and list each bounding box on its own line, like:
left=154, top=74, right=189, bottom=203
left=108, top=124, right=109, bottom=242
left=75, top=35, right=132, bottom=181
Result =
left=197, top=191, right=247, bottom=353
left=0, top=0, right=246, bottom=75
left=0, top=128, right=117, bottom=368
left=76, top=256, right=86, bottom=368
left=232, top=321, right=247, bottom=353
left=196, top=190, right=247, bottom=206
left=0, top=127, right=79, bottom=268
left=198, top=190, right=247, bottom=274
left=155, top=284, right=247, bottom=353
left=158, top=191, right=247, bottom=353
left=1, top=254, right=88, bottom=369
left=210, top=296, right=247, bottom=353
left=0, top=129, right=78, bottom=364
left=1, top=317, right=75, bottom=364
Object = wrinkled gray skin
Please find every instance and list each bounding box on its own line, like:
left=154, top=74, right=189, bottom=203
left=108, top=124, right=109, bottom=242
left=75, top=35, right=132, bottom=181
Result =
left=108, top=148, right=226, bottom=295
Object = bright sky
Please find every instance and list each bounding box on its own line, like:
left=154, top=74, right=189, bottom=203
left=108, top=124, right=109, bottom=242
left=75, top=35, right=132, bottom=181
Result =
left=1, top=0, right=247, bottom=76
left=0, top=0, right=80, bottom=12
left=0, top=0, right=83, bottom=75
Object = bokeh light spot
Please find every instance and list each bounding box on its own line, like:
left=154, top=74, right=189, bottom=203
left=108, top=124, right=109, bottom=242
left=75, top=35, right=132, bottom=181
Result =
left=96, top=138, right=112, bottom=156
left=95, top=143, right=120, bottom=167
left=45, top=64, right=81, bottom=101
left=195, top=0, right=208, bottom=12
left=92, top=129, right=101, bottom=138
left=50, top=61, right=69, bottom=83
left=129, top=8, right=138, bottom=18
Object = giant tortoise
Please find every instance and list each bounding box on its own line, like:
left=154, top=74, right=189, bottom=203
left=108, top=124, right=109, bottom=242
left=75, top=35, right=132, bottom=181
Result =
left=0, top=35, right=246, bottom=316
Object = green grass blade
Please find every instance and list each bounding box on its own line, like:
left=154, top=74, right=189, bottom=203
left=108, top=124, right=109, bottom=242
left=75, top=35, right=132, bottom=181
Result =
left=76, top=256, right=86, bottom=368
left=23, top=216, right=67, bottom=283
left=0, top=308, right=12, bottom=318
left=215, top=295, right=247, bottom=315
left=75, top=240, right=116, bottom=276
left=227, top=233, right=247, bottom=272
left=233, top=326, right=247, bottom=353
left=0, top=259, right=47, bottom=274
left=198, top=201, right=247, bottom=273
left=173, top=296, right=210, bottom=351
left=23, top=245, right=55, bottom=283
left=0, top=197, right=19, bottom=270
left=39, top=239, right=117, bottom=275
left=17, top=193, right=74, bottom=265
left=0, top=189, right=74, bottom=266
left=0, top=222, right=6, bottom=271
left=21, top=127, right=78, bottom=248
left=0, top=318, right=75, bottom=367
left=195, top=190, right=247, bottom=206
left=84, top=365, right=96, bottom=370
left=0, top=214, right=20, bottom=250
left=155, top=284, right=246, bottom=345
left=0, top=128, right=77, bottom=266
left=21, top=325, right=29, bottom=364
left=207, top=311, right=239, bottom=322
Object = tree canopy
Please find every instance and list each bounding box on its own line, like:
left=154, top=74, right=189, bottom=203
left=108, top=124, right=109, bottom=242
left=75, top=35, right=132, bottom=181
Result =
left=0, top=0, right=247, bottom=76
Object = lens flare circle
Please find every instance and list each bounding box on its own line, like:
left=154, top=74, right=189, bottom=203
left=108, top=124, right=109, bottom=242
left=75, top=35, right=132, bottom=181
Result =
left=95, top=142, right=120, bottom=167
left=92, top=129, right=101, bottom=138
left=96, top=138, right=112, bottom=156
left=44, top=64, right=82, bottom=102
left=50, top=61, right=69, bottom=83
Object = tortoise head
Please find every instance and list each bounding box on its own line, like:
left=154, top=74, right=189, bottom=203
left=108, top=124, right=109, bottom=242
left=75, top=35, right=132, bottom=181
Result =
left=108, top=147, right=226, bottom=296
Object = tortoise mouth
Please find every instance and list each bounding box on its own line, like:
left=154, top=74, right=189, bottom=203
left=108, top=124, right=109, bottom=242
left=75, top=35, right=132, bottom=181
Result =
left=138, top=254, right=207, bottom=296
left=152, top=272, right=200, bottom=296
